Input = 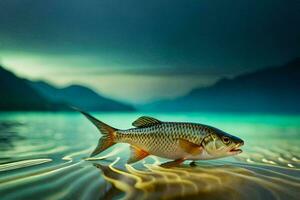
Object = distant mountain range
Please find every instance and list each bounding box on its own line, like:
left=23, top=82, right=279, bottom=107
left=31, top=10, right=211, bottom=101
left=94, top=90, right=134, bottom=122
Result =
left=143, top=58, right=300, bottom=113
left=0, top=66, right=66, bottom=111
left=1, top=58, right=300, bottom=113
left=29, top=81, right=134, bottom=111
left=0, top=66, right=134, bottom=111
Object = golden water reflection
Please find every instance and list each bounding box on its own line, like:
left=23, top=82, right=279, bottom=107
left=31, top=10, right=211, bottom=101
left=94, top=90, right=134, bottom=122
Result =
left=93, top=153, right=300, bottom=200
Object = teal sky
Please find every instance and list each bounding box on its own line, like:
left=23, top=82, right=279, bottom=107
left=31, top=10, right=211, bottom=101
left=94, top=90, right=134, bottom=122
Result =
left=0, top=0, right=299, bottom=103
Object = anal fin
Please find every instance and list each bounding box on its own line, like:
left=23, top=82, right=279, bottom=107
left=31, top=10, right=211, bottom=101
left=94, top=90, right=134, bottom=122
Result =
left=127, top=145, right=149, bottom=164
left=160, top=158, right=185, bottom=168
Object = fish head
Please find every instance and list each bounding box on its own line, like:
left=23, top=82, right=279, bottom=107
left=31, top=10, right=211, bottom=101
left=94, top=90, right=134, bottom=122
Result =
left=203, top=127, right=244, bottom=158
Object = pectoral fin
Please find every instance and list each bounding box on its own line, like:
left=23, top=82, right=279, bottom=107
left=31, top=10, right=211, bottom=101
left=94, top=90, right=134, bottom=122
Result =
left=127, top=145, right=149, bottom=164
left=179, top=139, right=203, bottom=155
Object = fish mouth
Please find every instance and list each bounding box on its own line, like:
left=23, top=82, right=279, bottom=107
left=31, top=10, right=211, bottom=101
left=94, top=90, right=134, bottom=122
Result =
left=230, top=148, right=242, bottom=153
left=229, top=141, right=244, bottom=154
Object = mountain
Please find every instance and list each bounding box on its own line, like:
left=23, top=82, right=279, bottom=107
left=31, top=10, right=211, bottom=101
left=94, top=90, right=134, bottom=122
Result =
left=144, top=58, right=300, bottom=113
left=0, top=65, right=134, bottom=111
left=0, top=66, right=68, bottom=111
left=29, top=81, right=135, bottom=111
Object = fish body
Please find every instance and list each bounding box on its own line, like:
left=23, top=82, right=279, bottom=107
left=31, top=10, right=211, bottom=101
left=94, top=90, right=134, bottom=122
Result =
left=117, top=122, right=210, bottom=160
left=79, top=111, right=244, bottom=166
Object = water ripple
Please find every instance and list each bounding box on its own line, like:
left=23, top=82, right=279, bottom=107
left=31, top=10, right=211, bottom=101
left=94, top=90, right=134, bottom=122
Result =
left=0, top=113, right=299, bottom=199
left=0, top=159, right=52, bottom=172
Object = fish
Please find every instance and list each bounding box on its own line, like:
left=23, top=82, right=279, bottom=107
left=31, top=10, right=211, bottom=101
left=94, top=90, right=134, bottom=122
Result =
left=80, top=111, right=244, bottom=167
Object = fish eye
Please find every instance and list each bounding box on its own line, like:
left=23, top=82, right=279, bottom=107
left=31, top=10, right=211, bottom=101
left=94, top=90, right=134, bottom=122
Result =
left=222, top=136, right=230, bottom=144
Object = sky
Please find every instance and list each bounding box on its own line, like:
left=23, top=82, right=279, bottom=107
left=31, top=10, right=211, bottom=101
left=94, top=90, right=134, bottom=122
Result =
left=0, top=0, right=299, bottom=103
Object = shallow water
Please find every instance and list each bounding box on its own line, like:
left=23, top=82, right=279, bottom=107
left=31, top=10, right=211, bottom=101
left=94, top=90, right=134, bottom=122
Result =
left=0, top=112, right=299, bottom=200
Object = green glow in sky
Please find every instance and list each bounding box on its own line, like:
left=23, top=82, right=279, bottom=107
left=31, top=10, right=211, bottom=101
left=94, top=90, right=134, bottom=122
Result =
left=0, top=51, right=218, bottom=103
left=1, top=0, right=299, bottom=103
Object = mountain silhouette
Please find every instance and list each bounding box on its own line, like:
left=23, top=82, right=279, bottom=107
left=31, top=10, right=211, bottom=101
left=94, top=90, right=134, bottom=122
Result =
left=0, top=65, right=134, bottom=111
left=145, top=58, right=300, bottom=113
left=0, top=66, right=67, bottom=111
left=29, top=81, right=135, bottom=111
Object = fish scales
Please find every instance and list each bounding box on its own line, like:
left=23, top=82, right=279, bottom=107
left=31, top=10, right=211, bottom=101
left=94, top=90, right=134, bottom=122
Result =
left=115, top=122, right=208, bottom=159
left=79, top=111, right=244, bottom=164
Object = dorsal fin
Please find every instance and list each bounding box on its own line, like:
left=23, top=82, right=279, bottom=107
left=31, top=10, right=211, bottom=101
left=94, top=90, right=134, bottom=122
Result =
left=127, top=145, right=149, bottom=164
left=132, top=116, right=162, bottom=128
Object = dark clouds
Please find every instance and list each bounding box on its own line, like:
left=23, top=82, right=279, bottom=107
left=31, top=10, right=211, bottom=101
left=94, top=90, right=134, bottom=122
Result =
left=1, top=0, right=299, bottom=73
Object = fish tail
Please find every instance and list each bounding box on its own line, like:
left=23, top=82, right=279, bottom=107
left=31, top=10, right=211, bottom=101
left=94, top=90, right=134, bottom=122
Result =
left=77, top=109, right=118, bottom=157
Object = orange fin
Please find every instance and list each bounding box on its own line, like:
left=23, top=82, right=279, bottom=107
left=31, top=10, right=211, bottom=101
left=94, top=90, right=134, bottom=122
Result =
left=179, top=139, right=203, bottom=155
left=90, top=135, right=115, bottom=157
left=77, top=109, right=117, bottom=157
left=127, top=146, right=149, bottom=164
left=160, top=158, right=185, bottom=168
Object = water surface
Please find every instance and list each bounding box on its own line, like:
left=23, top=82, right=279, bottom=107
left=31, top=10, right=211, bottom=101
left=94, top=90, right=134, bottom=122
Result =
left=0, top=112, right=299, bottom=199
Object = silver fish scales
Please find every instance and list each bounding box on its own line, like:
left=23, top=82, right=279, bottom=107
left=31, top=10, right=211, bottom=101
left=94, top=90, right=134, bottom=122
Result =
left=79, top=111, right=244, bottom=167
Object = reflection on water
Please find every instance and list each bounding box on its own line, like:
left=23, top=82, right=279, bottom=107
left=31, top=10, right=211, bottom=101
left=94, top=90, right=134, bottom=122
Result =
left=93, top=156, right=300, bottom=200
left=0, top=112, right=299, bottom=200
left=0, top=121, right=25, bottom=150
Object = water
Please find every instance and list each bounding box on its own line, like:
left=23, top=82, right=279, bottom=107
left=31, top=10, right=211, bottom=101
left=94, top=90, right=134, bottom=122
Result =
left=0, top=112, right=299, bottom=200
